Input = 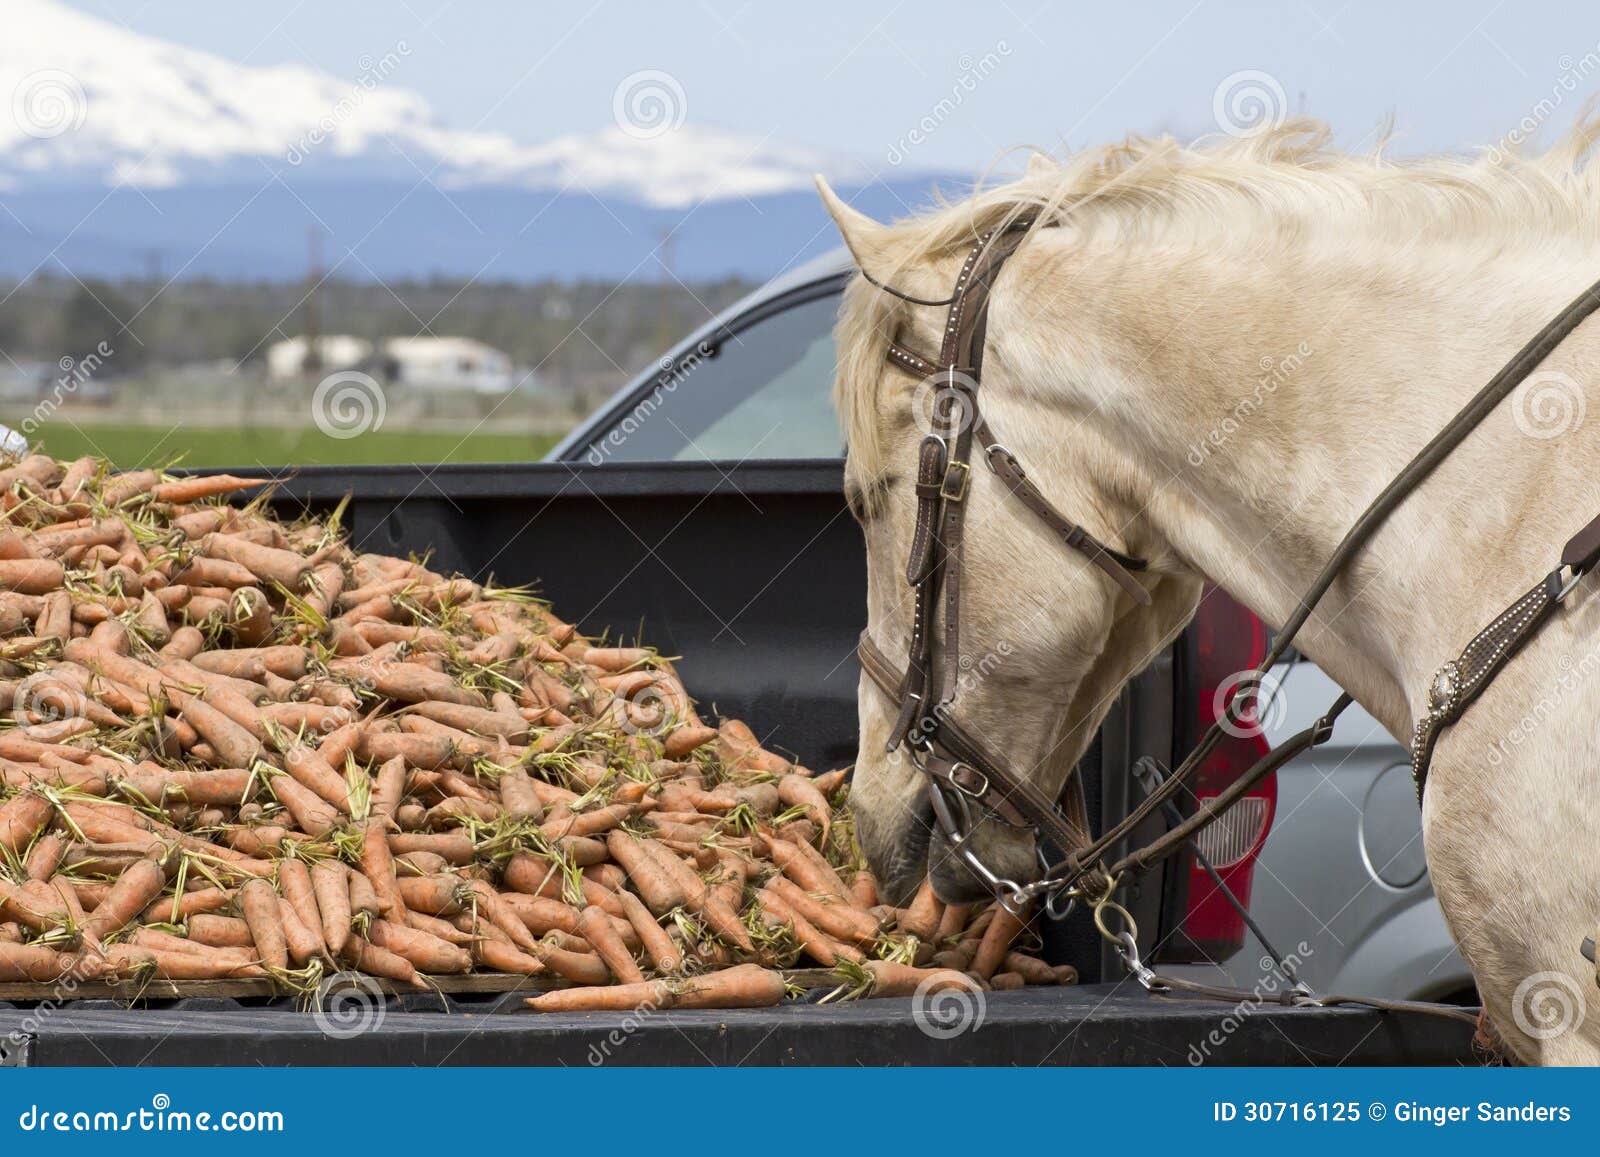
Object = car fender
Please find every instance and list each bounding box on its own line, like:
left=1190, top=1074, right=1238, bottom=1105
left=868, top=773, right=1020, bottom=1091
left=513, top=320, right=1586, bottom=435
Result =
left=1325, top=897, right=1472, bottom=1001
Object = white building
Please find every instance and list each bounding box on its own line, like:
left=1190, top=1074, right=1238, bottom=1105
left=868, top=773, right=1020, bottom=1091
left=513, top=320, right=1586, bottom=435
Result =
left=266, top=335, right=372, bottom=381
left=382, top=336, right=514, bottom=395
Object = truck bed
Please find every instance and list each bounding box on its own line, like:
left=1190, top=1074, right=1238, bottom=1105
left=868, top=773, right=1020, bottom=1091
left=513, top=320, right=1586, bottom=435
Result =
left=0, top=984, right=1475, bottom=1067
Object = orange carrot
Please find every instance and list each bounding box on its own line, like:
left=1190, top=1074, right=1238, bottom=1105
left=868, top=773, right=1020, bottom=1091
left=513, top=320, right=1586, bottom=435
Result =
left=497, top=763, right=543, bottom=821
left=851, top=868, right=880, bottom=910
left=199, top=533, right=310, bottom=590
left=777, top=773, right=832, bottom=844
left=239, top=878, right=287, bottom=970
left=185, top=911, right=254, bottom=949
left=360, top=818, right=406, bottom=919
left=151, top=475, right=268, bottom=505
left=311, top=860, right=352, bottom=956
left=765, top=875, right=880, bottom=945
left=277, top=895, right=322, bottom=966
left=616, top=888, right=682, bottom=973
left=275, top=859, right=327, bottom=951
left=525, top=964, right=786, bottom=1013
left=369, top=755, right=407, bottom=822
left=605, top=830, right=687, bottom=916
left=758, top=887, right=854, bottom=966
left=395, top=874, right=465, bottom=917
left=899, top=878, right=944, bottom=941
left=861, top=959, right=982, bottom=998
left=0, top=941, right=101, bottom=982
left=0, top=559, right=65, bottom=594
left=140, top=886, right=232, bottom=925
left=82, top=856, right=167, bottom=940
left=0, top=790, right=52, bottom=855
left=470, top=937, right=546, bottom=976
left=268, top=774, right=339, bottom=837
left=970, top=903, right=1030, bottom=981
left=368, top=918, right=471, bottom=974
left=339, top=933, right=426, bottom=989
left=576, top=901, right=645, bottom=983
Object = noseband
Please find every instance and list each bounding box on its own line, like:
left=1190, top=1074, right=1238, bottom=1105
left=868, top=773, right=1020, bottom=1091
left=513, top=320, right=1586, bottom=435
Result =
left=855, top=218, right=1600, bottom=925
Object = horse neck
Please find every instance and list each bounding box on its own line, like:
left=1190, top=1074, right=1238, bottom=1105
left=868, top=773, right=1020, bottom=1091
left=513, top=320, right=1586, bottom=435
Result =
left=1008, top=229, right=1600, bottom=740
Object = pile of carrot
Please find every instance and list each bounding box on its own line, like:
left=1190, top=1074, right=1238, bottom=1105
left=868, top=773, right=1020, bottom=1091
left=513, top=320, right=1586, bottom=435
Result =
left=0, top=454, right=1076, bottom=1013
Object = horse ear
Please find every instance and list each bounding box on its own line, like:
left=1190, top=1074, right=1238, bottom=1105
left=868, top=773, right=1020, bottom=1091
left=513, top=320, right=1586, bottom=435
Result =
left=815, top=176, right=892, bottom=271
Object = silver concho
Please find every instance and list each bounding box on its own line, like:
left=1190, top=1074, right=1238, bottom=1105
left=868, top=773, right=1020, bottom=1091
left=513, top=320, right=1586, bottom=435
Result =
left=1427, top=660, right=1461, bottom=715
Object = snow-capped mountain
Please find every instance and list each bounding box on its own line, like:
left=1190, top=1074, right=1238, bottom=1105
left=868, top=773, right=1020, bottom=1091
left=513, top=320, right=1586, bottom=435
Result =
left=0, top=0, right=946, bottom=279
left=0, top=0, right=873, bottom=206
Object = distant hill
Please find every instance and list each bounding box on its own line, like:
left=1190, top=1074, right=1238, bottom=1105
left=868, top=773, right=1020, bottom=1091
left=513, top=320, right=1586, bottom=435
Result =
left=0, top=0, right=964, bottom=281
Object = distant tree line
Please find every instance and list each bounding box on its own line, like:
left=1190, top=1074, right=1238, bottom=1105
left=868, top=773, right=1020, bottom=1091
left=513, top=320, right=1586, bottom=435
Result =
left=0, top=274, right=756, bottom=394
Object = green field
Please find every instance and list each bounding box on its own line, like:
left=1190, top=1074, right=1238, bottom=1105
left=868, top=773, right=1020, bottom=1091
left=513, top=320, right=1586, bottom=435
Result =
left=31, top=424, right=565, bottom=469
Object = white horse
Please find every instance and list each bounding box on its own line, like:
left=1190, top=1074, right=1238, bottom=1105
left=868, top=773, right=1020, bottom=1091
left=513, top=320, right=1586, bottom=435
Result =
left=821, top=119, right=1600, bottom=1065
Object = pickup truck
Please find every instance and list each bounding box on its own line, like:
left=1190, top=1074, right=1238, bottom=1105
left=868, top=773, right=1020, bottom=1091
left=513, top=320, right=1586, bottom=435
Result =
left=0, top=257, right=1478, bottom=1067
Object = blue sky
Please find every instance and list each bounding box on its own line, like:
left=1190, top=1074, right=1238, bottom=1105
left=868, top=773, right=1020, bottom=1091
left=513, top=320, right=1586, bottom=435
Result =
left=60, top=0, right=1600, bottom=169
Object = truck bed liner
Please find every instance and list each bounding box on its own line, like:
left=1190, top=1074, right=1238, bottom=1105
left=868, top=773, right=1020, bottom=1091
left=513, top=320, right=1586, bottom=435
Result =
left=0, top=984, right=1475, bottom=1067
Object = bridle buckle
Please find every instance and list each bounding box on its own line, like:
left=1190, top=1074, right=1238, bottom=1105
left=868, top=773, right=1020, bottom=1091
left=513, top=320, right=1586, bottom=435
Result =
left=939, top=460, right=970, bottom=502
left=946, top=761, right=989, bottom=800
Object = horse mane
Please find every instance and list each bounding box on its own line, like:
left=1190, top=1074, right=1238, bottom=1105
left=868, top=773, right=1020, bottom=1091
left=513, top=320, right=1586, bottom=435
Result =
left=836, top=114, right=1600, bottom=484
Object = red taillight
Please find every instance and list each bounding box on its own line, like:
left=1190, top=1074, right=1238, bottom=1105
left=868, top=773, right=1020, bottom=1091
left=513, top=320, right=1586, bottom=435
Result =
left=1169, top=587, right=1275, bottom=962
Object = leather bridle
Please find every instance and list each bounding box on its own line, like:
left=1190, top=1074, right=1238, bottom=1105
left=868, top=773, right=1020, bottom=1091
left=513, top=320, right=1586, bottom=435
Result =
left=853, top=216, right=1600, bottom=934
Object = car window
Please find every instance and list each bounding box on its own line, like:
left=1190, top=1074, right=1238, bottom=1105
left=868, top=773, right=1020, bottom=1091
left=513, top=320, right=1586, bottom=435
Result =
left=581, top=291, right=843, bottom=464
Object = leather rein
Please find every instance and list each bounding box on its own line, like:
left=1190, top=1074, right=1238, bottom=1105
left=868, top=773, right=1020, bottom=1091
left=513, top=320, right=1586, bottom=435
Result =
left=854, top=218, right=1600, bottom=940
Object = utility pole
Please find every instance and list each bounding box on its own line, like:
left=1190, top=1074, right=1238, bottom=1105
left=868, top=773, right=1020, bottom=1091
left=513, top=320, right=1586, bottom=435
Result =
left=303, top=226, right=324, bottom=375
left=655, top=227, right=676, bottom=356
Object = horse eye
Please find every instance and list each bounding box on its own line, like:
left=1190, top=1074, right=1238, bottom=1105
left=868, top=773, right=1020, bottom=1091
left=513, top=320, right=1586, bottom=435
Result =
left=845, top=475, right=894, bottom=525
left=845, top=485, right=870, bottom=525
